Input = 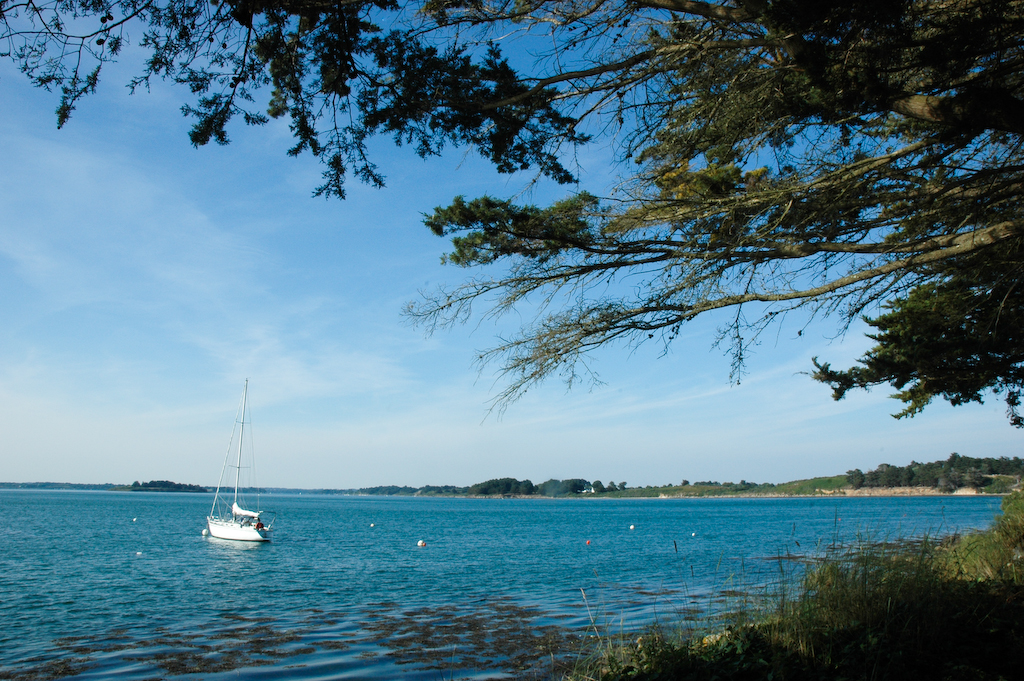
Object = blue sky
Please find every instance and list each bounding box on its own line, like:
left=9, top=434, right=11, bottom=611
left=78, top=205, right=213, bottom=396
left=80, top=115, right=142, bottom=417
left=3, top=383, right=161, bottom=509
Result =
left=0, top=59, right=1019, bottom=489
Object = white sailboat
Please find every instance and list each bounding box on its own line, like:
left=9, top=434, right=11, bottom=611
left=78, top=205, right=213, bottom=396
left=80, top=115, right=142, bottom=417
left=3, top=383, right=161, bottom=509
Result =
left=205, top=379, right=274, bottom=541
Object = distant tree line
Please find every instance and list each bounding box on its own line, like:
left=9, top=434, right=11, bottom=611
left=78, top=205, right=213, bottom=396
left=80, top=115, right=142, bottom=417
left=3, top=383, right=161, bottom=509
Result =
left=417, top=485, right=469, bottom=496
left=592, top=481, right=628, bottom=493
left=468, top=478, right=536, bottom=495
left=0, top=482, right=118, bottom=490
left=123, top=480, right=209, bottom=493
left=357, top=485, right=422, bottom=496
left=356, top=484, right=472, bottom=496
left=847, top=454, right=1024, bottom=492
left=357, top=477, right=631, bottom=497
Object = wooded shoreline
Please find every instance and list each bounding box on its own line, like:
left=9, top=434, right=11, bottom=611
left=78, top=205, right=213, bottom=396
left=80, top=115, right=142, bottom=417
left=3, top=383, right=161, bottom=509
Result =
left=3, top=453, right=1020, bottom=498
left=0, top=482, right=1008, bottom=498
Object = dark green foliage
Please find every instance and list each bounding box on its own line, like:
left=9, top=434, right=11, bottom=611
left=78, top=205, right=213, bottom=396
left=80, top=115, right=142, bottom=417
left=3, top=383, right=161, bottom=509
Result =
left=762, top=0, right=1024, bottom=134
left=562, top=478, right=590, bottom=495
left=424, top=194, right=600, bottom=266
left=416, top=484, right=468, bottom=495
left=356, top=477, right=592, bottom=496
left=536, top=479, right=561, bottom=496
left=359, top=40, right=585, bottom=184
left=357, top=485, right=422, bottom=495
left=852, top=453, right=1024, bottom=490
left=814, top=244, right=1024, bottom=426
left=3, top=0, right=584, bottom=198
left=845, top=469, right=865, bottom=489
left=535, top=478, right=590, bottom=496
left=467, top=477, right=536, bottom=495
left=865, top=462, right=916, bottom=487
left=112, top=480, right=208, bottom=492
left=7, top=1, right=1024, bottom=414
left=404, top=1, right=1024, bottom=411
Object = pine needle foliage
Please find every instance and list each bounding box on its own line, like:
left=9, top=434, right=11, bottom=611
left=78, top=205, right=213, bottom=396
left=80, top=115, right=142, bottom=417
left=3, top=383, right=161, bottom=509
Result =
left=5, top=1, right=1023, bottom=415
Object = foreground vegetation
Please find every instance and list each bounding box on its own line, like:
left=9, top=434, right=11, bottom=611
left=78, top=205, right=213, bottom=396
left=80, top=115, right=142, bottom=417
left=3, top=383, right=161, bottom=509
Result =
left=567, top=493, right=1024, bottom=681
left=5, top=3, right=1022, bottom=423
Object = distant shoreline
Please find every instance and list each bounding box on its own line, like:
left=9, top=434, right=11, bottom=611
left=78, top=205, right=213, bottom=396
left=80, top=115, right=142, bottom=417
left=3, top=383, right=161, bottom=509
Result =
left=0, top=483, right=1004, bottom=498
left=655, top=486, right=989, bottom=499
left=4, top=450, right=1021, bottom=500
left=455, top=487, right=997, bottom=500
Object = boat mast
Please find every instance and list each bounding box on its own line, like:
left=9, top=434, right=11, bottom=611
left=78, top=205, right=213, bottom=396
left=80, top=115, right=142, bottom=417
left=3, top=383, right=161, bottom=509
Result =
left=233, top=379, right=248, bottom=507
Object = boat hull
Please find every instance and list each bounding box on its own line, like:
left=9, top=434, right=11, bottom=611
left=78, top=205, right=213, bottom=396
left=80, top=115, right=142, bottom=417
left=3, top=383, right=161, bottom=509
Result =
left=206, top=517, right=271, bottom=542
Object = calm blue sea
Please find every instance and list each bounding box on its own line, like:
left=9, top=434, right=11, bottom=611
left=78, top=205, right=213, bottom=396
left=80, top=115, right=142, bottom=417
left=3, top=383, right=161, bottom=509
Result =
left=0, top=490, right=1004, bottom=680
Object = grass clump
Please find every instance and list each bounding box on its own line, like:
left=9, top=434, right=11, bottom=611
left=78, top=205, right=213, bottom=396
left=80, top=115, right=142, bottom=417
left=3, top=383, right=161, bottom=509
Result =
left=572, top=493, right=1024, bottom=680
left=771, top=475, right=849, bottom=496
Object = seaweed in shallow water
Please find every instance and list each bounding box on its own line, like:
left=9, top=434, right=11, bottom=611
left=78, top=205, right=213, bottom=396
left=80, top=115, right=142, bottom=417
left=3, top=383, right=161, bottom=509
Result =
left=2, top=598, right=582, bottom=680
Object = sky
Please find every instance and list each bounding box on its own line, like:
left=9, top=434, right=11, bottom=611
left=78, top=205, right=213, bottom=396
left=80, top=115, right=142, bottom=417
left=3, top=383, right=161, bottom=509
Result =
left=0, top=55, right=1020, bottom=490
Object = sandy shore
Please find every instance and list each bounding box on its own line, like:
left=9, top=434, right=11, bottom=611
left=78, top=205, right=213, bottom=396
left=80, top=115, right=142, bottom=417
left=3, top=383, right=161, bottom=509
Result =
left=651, top=486, right=990, bottom=499
left=829, top=486, right=979, bottom=497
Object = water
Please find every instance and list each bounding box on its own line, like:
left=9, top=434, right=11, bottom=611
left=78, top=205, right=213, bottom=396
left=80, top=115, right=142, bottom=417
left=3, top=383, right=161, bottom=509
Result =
left=0, top=490, right=1004, bottom=679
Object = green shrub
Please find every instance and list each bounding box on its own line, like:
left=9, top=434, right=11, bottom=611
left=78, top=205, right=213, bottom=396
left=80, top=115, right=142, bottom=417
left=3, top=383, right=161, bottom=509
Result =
left=939, top=491, right=1024, bottom=583
left=984, top=475, right=1017, bottom=494
left=995, top=491, right=1024, bottom=571
left=575, top=535, right=1024, bottom=681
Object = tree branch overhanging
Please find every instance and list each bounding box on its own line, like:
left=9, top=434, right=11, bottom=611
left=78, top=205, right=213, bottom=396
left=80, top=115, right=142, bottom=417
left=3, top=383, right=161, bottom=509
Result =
left=4, top=0, right=1024, bottom=419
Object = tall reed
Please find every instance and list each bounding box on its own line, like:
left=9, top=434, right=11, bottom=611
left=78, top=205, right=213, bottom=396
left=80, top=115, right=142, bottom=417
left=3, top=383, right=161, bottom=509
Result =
left=568, top=492, right=1024, bottom=681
